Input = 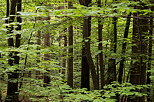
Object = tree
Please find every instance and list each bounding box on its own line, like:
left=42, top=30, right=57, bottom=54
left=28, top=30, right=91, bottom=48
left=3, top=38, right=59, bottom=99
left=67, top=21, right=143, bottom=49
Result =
left=5, top=0, right=22, bottom=101
left=147, top=1, right=154, bottom=101
left=107, top=0, right=118, bottom=84
left=118, top=13, right=131, bottom=83
left=97, top=0, right=105, bottom=89
left=129, top=1, right=149, bottom=102
left=36, top=29, right=41, bottom=79
left=80, top=0, right=99, bottom=90
left=67, top=1, right=74, bottom=88
left=43, top=17, right=51, bottom=87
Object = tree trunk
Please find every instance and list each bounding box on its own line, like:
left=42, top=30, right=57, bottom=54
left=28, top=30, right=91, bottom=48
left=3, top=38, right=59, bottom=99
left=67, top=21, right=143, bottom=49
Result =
left=129, top=2, right=149, bottom=102
left=67, top=1, right=74, bottom=88
left=81, top=17, right=90, bottom=90
left=147, top=2, right=154, bottom=102
left=130, top=3, right=148, bottom=85
left=80, top=0, right=91, bottom=90
left=97, top=0, right=105, bottom=89
left=5, top=0, right=22, bottom=102
left=106, top=0, right=118, bottom=84
left=36, top=30, right=41, bottom=79
left=43, top=17, right=51, bottom=87
left=118, top=13, right=131, bottom=83
left=107, top=17, right=117, bottom=84
left=80, top=0, right=99, bottom=90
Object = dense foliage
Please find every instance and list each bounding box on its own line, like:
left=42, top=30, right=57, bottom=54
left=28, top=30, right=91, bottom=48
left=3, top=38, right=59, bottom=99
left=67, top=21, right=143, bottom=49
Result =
left=0, top=0, right=153, bottom=102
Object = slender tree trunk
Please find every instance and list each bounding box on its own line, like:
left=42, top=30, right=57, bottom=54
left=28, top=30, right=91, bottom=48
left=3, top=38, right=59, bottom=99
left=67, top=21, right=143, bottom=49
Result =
left=67, top=1, right=74, bottom=88
left=97, top=0, right=105, bottom=89
left=80, top=0, right=99, bottom=90
left=5, top=0, right=22, bottom=102
left=147, top=2, right=154, bottom=102
left=36, top=30, right=41, bottom=79
left=147, top=16, right=153, bottom=84
left=106, top=0, right=118, bottom=84
left=147, top=15, right=153, bottom=102
left=35, top=17, right=42, bottom=79
left=107, top=17, right=117, bottom=84
left=43, top=17, right=51, bottom=87
left=118, top=13, right=131, bottom=83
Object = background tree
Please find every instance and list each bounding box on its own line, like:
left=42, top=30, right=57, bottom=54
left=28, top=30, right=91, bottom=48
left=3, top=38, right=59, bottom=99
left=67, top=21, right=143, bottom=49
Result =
left=97, top=0, right=105, bottom=89
left=67, top=1, right=74, bottom=88
left=118, top=13, right=131, bottom=83
left=106, top=0, right=118, bottom=84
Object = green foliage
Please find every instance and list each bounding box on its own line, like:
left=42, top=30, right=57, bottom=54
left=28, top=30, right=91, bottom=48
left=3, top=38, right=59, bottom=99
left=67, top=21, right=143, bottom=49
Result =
left=20, top=80, right=150, bottom=102
left=0, top=0, right=153, bottom=101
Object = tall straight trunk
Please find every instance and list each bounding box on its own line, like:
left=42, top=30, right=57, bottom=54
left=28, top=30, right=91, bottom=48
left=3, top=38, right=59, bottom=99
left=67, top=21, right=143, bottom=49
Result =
left=97, top=0, right=105, bottom=89
left=147, top=3, right=154, bottom=102
left=147, top=18, right=152, bottom=84
left=5, top=0, right=22, bottom=102
left=106, top=0, right=118, bottom=84
left=80, top=0, right=99, bottom=90
left=147, top=16, right=153, bottom=102
left=81, top=17, right=90, bottom=90
left=15, top=0, right=22, bottom=64
left=147, top=3, right=154, bottom=85
left=67, top=1, right=74, bottom=88
left=129, top=2, right=149, bottom=102
left=36, top=30, right=41, bottom=79
left=118, top=13, right=131, bottom=83
left=35, top=17, right=42, bottom=79
left=80, top=0, right=91, bottom=90
left=43, top=17, right=51, bottom=87
left=107, top=17, right=117, bottom=84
